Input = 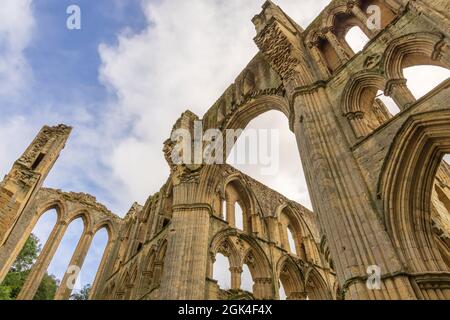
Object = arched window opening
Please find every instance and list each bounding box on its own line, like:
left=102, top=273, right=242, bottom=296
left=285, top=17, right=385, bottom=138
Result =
left=224, top=181, right=253, bottom=234
left=213, top=253, right=230, bottom=290
left=33, top=209, right=58, bottom=244
left=279, top=208, right=306, bottom=259
left=317, top=37, right=341, bottom=73
left=221, top=200, right=226, bottom=220
left=287, top=227, right=297, bottom=255
left=234, top=203, right=244, bottom=231
left=403, top=66, right=450, bottom=99
left=279, top=281, right=287, bottom=300
left=45, top=218, right=84, bottom=297
left=278, top=259, right=305, bottom=300
left=227, top=110, right=312, bottom=210
left=241, top=264, right=253, bottom=293
left=375, top=90, right=400, bottom=117
left=0, top=209, right=58, bottom=300
left=70, top=228, right=108, bottom=300
left=348, top=84, right=401, bottom=138
left=305, top=270, right=331, bottom=300
left=345, top=26, right=370, bottom=54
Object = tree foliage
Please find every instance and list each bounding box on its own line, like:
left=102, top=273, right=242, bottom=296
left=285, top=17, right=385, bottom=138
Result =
left=0, top=234, right=59, bottom=300
left=70, top=284, right=91, bottom=300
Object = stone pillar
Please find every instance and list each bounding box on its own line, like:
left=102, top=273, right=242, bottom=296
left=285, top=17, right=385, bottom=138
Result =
left=250, top=214, right=260, bottom=236
left=267, top=217, right=281, bottom=246
left=229, top=266, right=242, bottom=290
left=280, top=225, right=290, bottom=252
left=298, top=237, right=308, bottom=261
left=226, top=200, right=235, bottom=227
left=159, top=181, right=211, bottom=299
left=17, top=220, right=68, bottom=300
left=292, top=87, right=417, bottom=299
left=385, top=78, right=416, bottom=110
left=89, top=238, right=117, bottom=299
left=54, top=231, right=94, bottom=300
left=253, top=277, right=273, bottom=299
left=347, top=112, right=370, bottom=138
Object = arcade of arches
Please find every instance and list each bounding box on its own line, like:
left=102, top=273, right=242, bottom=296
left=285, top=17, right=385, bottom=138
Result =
left=1, top=0, right=450, bottom=300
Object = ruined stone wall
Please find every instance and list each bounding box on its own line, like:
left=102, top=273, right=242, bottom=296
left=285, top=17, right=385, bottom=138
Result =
left=0, top=125, right=71, bottom=247
left=94, top=164, right=335, bottom=300
left=1, top=0, right=450, bottom=301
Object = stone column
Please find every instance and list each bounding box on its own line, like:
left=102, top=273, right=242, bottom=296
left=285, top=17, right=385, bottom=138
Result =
left=229, top=266, right=242, bottom=290
left=267, top=217, right=281, bottom=246
left=226, top=200, right=235, bottom=227
left=89, top=238, right=117, bottom=299
left=17, top=220, right=68, bottom=300
left=298, top=237, right=308, bottom=261
left=385, top=78, right=416, bottom=110
left=159, top=181, right=211, bottom=299
left=54, top=231, right=94, bottom=300
left=280, top=225, right=290, bottom=252
left=292, top=87, right=417, bottom=299
left=253, top=277, right=273, bottom=299
left=250, top=214, right=260, bottom=235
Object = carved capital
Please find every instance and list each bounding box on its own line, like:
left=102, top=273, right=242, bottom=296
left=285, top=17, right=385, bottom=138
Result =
left=384, top=78, right=407, bottom=96
left=229, top=266, right=243, bottom=274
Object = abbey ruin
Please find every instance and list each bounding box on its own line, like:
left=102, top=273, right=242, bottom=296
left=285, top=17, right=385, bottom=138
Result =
left=0, top=0, right=449, bottom=300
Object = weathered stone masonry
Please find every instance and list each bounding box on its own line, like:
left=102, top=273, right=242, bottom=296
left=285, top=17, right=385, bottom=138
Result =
left=1, top=0, right=450, bottom=300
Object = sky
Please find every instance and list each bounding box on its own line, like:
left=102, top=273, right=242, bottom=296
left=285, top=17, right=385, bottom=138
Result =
left=0, top=0, right=449, bottom=298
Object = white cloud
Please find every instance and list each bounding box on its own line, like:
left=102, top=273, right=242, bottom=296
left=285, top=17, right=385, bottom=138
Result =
left=0, top=0, right=36, bottom=179
left=0, top=0, right=35, bottom=97
left=98, top=0, right=329, bottom=211
left=0, top=116, right=37, bottom=177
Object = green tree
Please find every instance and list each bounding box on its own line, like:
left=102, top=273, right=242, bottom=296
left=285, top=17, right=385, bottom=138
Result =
left=11, top=234, right=41, bottom=272
left=33, top=273, right=59, bottom=300
left=70, top=284, right=91, bottom=300
left=0, top=234, right=59, bottom=300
